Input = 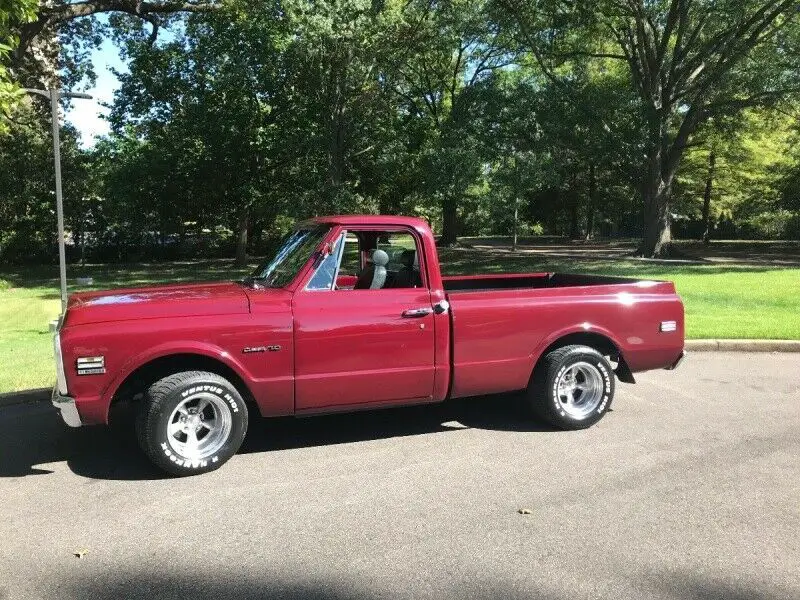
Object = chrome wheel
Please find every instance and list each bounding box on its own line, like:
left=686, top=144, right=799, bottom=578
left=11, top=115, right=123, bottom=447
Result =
left=166, top=392, right=233, bottom=460
left=555, top=361, right=605, bottom=420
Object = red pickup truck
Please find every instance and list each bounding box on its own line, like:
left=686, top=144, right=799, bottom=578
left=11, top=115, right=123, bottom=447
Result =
left=52, top=215, right=684, bottom=475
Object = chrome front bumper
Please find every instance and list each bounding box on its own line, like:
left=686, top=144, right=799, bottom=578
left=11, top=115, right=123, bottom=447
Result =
left=52, top=387, right=82, bottom=427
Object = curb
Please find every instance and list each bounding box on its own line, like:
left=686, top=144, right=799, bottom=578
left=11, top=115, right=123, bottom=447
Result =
left=0, top=387, right=50, bottom=409
left=685, top=339, right=800, bottom=352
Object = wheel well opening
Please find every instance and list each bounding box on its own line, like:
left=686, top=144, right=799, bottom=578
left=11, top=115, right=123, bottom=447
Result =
left=534, top=332, right=634, bottom=383
left=110, top=354, right=256, bottom=414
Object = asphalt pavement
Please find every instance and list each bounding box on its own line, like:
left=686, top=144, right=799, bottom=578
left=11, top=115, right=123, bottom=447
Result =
left=1, top=352, right=798, bottom=599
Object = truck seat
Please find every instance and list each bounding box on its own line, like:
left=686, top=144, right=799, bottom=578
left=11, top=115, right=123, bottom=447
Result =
left=354, top=249, right=389, bottom=289
left=388, top=249, right=421, bottom=288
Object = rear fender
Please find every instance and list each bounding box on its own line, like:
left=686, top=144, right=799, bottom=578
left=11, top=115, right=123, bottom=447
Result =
left=529, top=324, right=633, bottom=383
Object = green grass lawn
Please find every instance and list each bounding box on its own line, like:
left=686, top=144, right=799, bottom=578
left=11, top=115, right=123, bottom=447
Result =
left=439, top=248, right=800, bottom=341
left=1, top=252, right=798, bottom=393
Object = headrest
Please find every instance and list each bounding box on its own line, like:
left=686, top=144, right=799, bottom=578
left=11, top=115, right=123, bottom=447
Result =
left=400, top=249, right=416, bottom=267
left=372, top=249, right=389, bottom=267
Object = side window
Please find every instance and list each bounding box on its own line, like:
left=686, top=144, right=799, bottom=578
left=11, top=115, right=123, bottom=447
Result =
left=306, top=235, right=344, bottom=291
left=306, top=229, right=424, bottom=291
left=337, top=234, right=362, bottom=278
left=378, top=232, right=422, bottom=289
left=352, top=231, right=422, bottom=290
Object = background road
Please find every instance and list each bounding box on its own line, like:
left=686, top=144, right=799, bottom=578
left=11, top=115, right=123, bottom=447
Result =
left=1, top=352, right=798, bottom=599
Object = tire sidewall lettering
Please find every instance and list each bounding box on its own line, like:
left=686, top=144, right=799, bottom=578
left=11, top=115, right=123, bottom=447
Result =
left=552, top=365, right=568, bottom=416
left=160, top=441, right=215, bottom=470
left=595, top=361, right=612, bottom=414
left=180, top=384, right=239, bottom=413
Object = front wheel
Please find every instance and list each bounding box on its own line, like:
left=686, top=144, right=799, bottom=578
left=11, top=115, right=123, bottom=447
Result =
left=528, top=345, right=615, bottom=430
left=135, top=371, right=249, bottom=476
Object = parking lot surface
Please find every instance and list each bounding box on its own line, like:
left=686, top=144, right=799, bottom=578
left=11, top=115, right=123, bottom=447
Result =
left=1, top=352, right=798, bottom=599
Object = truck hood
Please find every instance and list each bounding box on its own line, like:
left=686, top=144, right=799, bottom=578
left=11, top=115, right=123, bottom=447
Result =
left=63, top=281, right=251, bottom=327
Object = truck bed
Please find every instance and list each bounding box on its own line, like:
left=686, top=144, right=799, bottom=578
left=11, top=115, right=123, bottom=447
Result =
left=443, top=272, right=650, bottom=292
left=443, top=272, right=685, bottom=400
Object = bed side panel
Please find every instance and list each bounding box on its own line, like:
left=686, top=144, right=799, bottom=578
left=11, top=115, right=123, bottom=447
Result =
left=447, top=283, right=684, bottom=398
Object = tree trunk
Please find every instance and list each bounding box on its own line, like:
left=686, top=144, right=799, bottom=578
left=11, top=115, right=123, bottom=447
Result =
left=235, top=205, right=249, bottom=266
left=701, top=149, right=716, bottom=245
left=641, top=178, right=673, bottom=257
left=585, top=162, right=596, bottom=241
left=548, top=188, right=559, bottom=234
left=440, top=196, right=458, bottom=246
left=325, top=49, right=348, bottom=210
left=511, top=156, right=519, bottom=251
left=639, top=117, right=677, bottom=257
left=568, top=202, right=579, bottom=239
left=567, top=172, right=580, bottom=239
left=512, top=198, right=519, bottom=252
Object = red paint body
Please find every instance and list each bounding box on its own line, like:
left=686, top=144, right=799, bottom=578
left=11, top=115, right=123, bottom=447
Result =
left=58, top=216, right=684, bottom=425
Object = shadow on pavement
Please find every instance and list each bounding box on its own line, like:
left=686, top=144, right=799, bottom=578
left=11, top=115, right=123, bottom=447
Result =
left=0, top=392, right=556, bottom=481
left=0, top=401, right=162, bottom=480
left=49, top=564, right=797, bottom=600
left=54, top=569, right=552, bottom=600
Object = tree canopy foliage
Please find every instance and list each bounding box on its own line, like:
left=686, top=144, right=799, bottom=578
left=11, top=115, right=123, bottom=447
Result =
left=0, top=0, right=36, bottom=128
left=1, top=0, right=799, bottom=263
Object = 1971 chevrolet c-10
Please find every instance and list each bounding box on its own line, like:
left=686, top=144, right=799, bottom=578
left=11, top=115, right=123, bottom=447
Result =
left=52, top=215, right=685, bottom=475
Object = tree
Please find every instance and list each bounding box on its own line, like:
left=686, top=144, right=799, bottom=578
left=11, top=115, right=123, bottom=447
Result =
left=673, top=115, right=747, bottom=243
left=105, top=5, right=285, bottom=264
left=502, top=0, right=800, bottom=256
left=386, top=0, right=513, bottom=245
left=11, top=0, right=217, bottom=66
left=0, top=105, right=88, bottom=262
left=0, top=0, right=37, bottom=129
left=105, top=1, right=411, bottom=262
left=675, top=108, right=798, bottom=240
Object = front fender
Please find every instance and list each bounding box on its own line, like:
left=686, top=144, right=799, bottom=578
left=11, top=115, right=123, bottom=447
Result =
left=99, top=340, right=254, bottom=422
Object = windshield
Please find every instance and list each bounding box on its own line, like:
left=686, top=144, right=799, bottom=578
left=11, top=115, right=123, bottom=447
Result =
left=249, top=226, right=329, bottom=288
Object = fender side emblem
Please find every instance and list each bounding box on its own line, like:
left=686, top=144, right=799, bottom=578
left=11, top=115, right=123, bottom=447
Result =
left=242, top=345, right=282, bottom=354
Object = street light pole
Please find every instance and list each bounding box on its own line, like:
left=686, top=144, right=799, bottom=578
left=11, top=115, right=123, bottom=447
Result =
left=24, top=87, right=92, bottom=313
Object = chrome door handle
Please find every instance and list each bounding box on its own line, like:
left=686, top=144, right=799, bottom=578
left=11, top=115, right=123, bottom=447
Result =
left=401, top=308, right=433, bottom=318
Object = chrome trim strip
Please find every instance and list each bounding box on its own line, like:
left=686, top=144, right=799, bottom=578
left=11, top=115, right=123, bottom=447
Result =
left=53, top=332, right=68, bottom=395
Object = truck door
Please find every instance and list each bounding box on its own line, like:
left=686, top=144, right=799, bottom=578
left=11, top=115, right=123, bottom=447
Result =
left=292, top=228, right=436, bottom=411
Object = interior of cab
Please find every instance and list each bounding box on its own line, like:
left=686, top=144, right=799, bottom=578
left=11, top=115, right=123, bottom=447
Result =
left=331, top=230, right=423, bottom=291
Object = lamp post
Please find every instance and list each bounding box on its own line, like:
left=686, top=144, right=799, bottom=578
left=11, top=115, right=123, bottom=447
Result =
left=24, top=87, right=92, bottom=313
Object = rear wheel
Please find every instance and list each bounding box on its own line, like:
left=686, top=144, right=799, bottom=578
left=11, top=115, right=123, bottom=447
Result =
left=528, top=345, right=614, bottom=430
left=135, top=371, right=248, bottom=476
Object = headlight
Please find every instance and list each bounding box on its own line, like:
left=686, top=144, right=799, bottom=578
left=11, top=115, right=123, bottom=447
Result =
left=53, top=332, right=68, bottom=395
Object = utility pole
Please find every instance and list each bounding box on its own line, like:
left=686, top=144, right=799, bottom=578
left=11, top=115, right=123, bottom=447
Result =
left=24, top=88, right=92, bottom=313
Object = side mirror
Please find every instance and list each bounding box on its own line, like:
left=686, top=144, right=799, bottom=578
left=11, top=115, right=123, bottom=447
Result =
left=311, top=242, right=333, bottom=269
